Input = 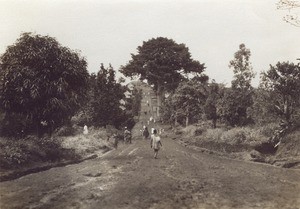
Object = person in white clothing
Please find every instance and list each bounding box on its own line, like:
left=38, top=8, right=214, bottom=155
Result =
left=150, top=129, right=162, bottom=159
left=83, top=125, right=88, bottom=135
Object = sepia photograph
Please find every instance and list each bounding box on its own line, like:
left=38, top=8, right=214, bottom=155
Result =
left=0, top=0, right=300, bottom=208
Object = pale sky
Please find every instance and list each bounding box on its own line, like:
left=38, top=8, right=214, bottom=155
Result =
left=1, top=0, right=300, bottom=86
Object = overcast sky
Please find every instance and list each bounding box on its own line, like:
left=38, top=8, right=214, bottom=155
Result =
left=1, top=0, right=300, bottom=86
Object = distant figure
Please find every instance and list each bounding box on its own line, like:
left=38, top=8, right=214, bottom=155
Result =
left=142, top=126, right=150, bottom=140
left=147, top=100, right=149, bottom=106
left=150, top=129, right=162, bottom=159
left=111, top=134, right=119, bottom=149
left=147, top=120, right=150, bottom=125
left=124, top=127, right=132, bottom=144
left=150, top=116, right=153, bottom=122
left=83, top=125, right=88, bottom=135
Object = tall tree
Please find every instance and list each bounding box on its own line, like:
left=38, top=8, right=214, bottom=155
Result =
left=229, top=43, right=255, bottom=91
left=91, top=64, right=126, bottom=128
left=120, top=37, right=206, bottom=116
left=260, top=61, right=300, bottom=124
left=0, top=33, right=89, bottom=136
left=219, top=44, right=255, bottom=126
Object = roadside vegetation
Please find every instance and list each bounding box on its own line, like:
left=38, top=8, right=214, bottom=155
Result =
left=157, top=44, right=300, bottom=168
left=0, top=33, right=141, bottom=177
left=0, top=33, right=299, bottom=178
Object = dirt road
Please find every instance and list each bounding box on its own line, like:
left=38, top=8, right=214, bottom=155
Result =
left=1, top=133, right=300, bottom=209
left=1, top=85, right=300, bottom=209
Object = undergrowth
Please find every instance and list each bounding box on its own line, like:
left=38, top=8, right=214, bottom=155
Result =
left=0, top=126, right=119, bottom=171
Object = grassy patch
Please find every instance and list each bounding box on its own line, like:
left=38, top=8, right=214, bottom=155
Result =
left=0, top=127, right=119, bottom=172
left=0, top=135, right=78, bottom=170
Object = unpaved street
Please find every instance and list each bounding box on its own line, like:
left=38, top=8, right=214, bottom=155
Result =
left=1, top=134, right=300, bottom=209
left=1, top=87, right=300, bottom=209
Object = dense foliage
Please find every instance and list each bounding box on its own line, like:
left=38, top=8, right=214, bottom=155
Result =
left=218, top=44, right=255, bottom=126
left=0, top=33, right=89, bottom=136
left=121, top=37, right=206, bottom=115
left=168, top=80, right=207, bottom=126
left=260, top=61, right=300, bottom=124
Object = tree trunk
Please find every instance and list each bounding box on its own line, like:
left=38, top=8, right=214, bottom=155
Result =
left=283, top=96, right=291, bottom=122
left=186, top=116, right=189, bottom=127
left=185, top=107, right=189, bottom=127
left=156, top=83, right=164, bottom=117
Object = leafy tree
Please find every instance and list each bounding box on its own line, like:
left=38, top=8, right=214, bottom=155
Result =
left=229, top=44, right=255, bottom=91
left=160, top=96, right=176, bottom=125
left=71, top=73, right=97, bottom=126
left=0, top=33, right=89, bottom=136
left=260, top=61, right=300, bottom=124
left=248, top=88, right=280, bottom=125
left=121, top=85, right=143, bottom=129
left=218, top=88, right=253, bottom=126
left=163, top=80, right=207, bottom=127
left=218, top=44, right=255, bottom=126
left=125, top=87, right=143, bottom=117
left=91, top=64, right=126, bottom=128
left=120, top=37, right=206, bottom=116
left=204, top=81, right=224, bottom=128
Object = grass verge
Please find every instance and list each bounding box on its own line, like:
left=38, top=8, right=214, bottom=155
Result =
left=0, top=126, right=120, bottom=181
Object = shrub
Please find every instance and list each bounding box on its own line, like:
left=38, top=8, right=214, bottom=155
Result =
left=182, top=125, right=198, bottom=137
left=257, top=123, right=278, bottom=138
left=0, top=135, right=76, bottom=170
left=202, top=128, right=225, bottom=141
left=220, top=128, right=247, bottom=145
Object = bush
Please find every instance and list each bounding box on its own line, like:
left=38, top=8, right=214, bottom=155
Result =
left=0, top=135, right=76, bottom=170
left=202, top=128, right=225, bottom=141
left=182, top=125, right=198, bottom=137
left=221, top=127, right=250, bottom=145
left=257, top=123, right=278, bottom=138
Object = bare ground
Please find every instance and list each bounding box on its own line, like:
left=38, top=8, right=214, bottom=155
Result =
left=0, top=133, right=300, bottom=209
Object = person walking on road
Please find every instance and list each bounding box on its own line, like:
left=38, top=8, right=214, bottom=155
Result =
left=142, top=126, right=149, bottom=140
left=124, top=127, right=132, bottom=144
left=150, top=129, right=162, bottom=159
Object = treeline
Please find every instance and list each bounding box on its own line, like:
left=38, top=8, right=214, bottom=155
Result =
left=121, top=38, right=300, bottom=131
left=1, top=33, right=299, bottom=139
left=0, top=33, right=142, bottom=137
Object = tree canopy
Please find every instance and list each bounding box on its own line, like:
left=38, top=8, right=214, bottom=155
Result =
left=90, top=64, right=126, bottom=128
left=0, top=32, right=89, bottom=135
left=121, top=37, right=205, bottom=92
left=161, top=80, right=207, bottom=126
left=260, top=61, right=300, bottom=123
left=218, top=44, right=255, bottom=126
left=121, top=37, right=206, bottom=116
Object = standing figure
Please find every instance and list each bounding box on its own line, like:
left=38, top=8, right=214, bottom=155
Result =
left=124, top=127, right=132, bottom=144
left=83, top=125, right=88, bottom=135
left=150, top=129, right=162, bottom=159
left=112, top=134, right=119, bottom=149
left=149, top=116, right=153, bottom=122
left=142, top=126, right=150, bottom=140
